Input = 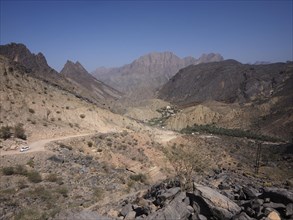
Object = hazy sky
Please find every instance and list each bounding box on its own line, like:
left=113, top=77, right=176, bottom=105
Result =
left=0, top=0, right=292, bottom=72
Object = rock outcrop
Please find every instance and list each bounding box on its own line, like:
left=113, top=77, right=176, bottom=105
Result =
left=193, top=183, right=241, bottom=219
left=107, top=173, right=293, bottom=220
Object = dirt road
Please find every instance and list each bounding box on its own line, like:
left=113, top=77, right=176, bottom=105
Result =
left=0, top=133, right=94, bottom=156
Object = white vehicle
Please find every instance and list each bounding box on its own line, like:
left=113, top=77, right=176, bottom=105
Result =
left=20, top=146, right=30, bottom=152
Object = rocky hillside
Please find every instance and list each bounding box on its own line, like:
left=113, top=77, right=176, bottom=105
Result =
left=0, top=55, right=140, bottom=142
left=0, top=43, right=53, bottom=72
left=158, top=60, right=293, bottom=105
left=0, top=43, right=67, bottom=85
left=157, top=60, right=293, bottom=139
left=1, top=124, right=292, bottom=219
left=60, top=60, right=121, bottom=104
left=92, top=52, right=223, bottom=100
left=0, top=43, right=120, bottom=108
left=92, top=174, right=293, bottom=220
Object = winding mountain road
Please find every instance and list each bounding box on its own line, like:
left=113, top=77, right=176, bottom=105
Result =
left=0, top=133, right=94, bottom=156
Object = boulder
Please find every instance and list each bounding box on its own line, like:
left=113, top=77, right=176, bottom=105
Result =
left=261, top=187, right=293, bottom=205
left=242, top=186, right=260, bottom=199
left=218, top=182, right=230, bottom=190
left=263, top=202, right=286, bottom=209
left=158, top=187, right=181, bottom=201
left=183, top=196, right=190, bottom=206
left=124, top=211, right=136, bottom=220
left=232, top=212, right=255, bottom=220
left=267, top=211, right=281, bottom=220
left=189, top=214, right=207, bottom=220
left=286, top=203, right=293, bottom=217
left=198, top=214, right=207, bottom=220
left=120, top=203, right=133, bottom=217
left=146, top=192, right=191, bottom=220
left=193, top=183, right=241, bottom=220
left=250, top=199, right=263, bottom=214
left=245, top=207, right=255, bottom=217
left=133, top=205, right=150, bottom=217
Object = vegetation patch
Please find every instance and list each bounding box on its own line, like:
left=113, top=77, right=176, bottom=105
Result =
left=0, top=124, right=27, bottom=140
left=147, top=105, right=179, bottom=127
left=87, top=141, right=93, bottom=147
left=28, top=108, right=35, bottom=114
left=129, top=173, right=147, bottom=183
left=46, top=173, right=58, bottom=182
left=14, top=123, right=27, bottom=140
left=14, top=165, right=28, bottom=175
left=2, top=166, right=15, bottom=175
left=164, top=142, right=209, bottom=190
left=181, top=124, right=283, bottom=142
left=2, top=165, right=28, bottom=176
left=0, top=126, right=12, bottom=140
left=27, top=158, right=35, bottom=168
left=27, top=170, right=42, bottom=183
left=59, top=143, right=73, bottom=150
left=55, top=186, right=68, bottom=197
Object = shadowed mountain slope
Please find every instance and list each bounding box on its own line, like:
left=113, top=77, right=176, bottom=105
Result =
left=158, top=60, right=293, bottom=105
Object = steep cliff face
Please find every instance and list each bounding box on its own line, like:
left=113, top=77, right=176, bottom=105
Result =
left=92, top=52, right=223, bottom=100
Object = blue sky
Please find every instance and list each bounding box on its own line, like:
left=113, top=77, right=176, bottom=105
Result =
left=0, top=0, right=292, bottom=72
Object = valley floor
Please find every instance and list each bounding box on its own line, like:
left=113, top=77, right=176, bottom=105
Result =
left=0, top=125, right=292, bottom=220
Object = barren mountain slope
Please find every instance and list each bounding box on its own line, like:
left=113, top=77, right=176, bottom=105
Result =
left=0, top=54, right=292, bottom=220
left=158, top=60, right=293, bottom=105
left=60, top=60, right=121, bottom=104
left=0, top=43, right=120, bottom=108
left=92, top=52, right=223, bottom=100
left=0, top=55, right=139, bottom=142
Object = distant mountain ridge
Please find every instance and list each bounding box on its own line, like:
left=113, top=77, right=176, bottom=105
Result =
left=0, top=43, right=121, bottom=108
left=92, top=52, right=223, bottom=100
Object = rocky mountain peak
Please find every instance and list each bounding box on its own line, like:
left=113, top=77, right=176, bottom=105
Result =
left=92, top=51, right=224, bottom=100
left=60, top=59, right=122, bottom=100
left=197, top=53, right=224, bottom=63
left=61, top=60, right=89, bottom=78
left=0, top=42, right=121, bottom=108
left=0, top=42, right=51, bottom=71
left=132, top=51, right=181, bottom=66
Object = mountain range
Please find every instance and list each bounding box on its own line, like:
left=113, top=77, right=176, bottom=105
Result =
left=1, top=42, right=292, bottom=139
left=0, top=43, right=120, bottom=109
left=0, top=42, right=292, bottom=220
left=92, top=52, right=223, bottom=100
